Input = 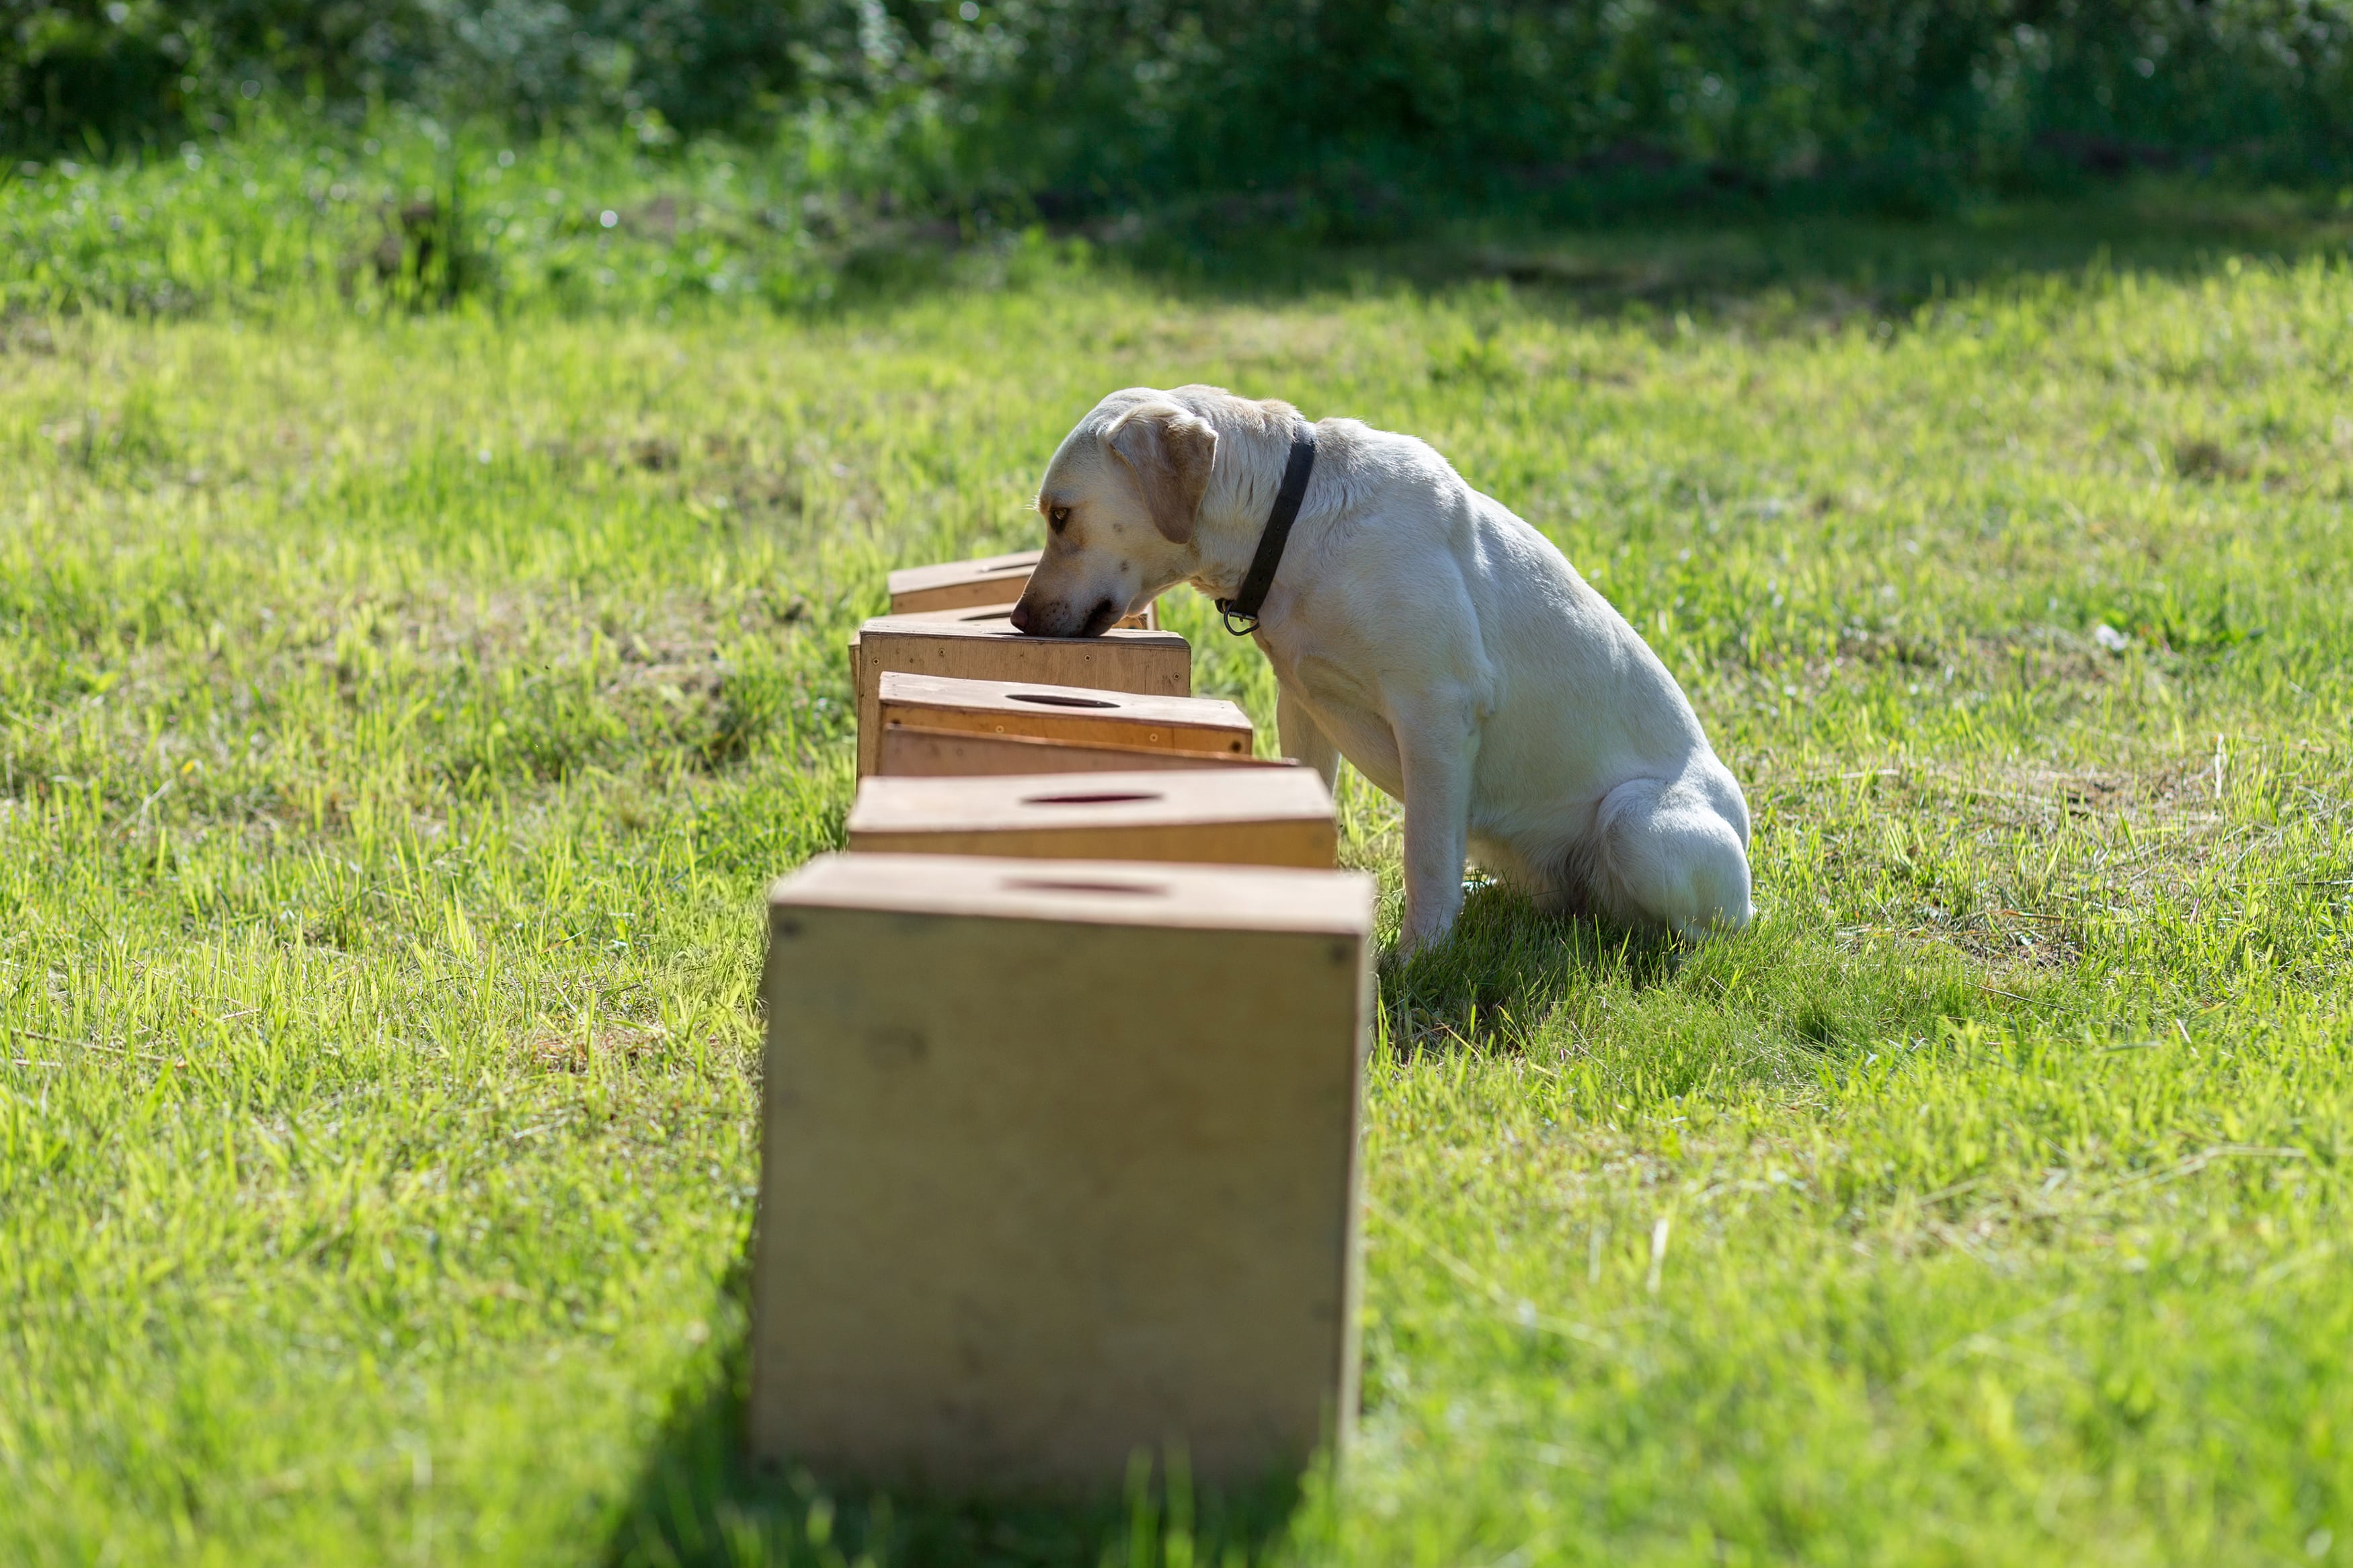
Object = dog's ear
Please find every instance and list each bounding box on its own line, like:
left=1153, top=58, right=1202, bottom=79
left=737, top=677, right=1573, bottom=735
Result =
left=1105, top=402, right=1217, bottom=544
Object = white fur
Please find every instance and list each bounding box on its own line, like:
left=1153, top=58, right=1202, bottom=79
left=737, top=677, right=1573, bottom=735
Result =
left=1012, top=385, right=1753, bottom=954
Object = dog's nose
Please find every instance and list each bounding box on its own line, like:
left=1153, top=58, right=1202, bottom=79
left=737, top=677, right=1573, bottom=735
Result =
left=1008, top=600, right=1034, bottom=633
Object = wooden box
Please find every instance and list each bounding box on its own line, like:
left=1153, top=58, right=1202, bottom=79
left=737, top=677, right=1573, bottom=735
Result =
left=887, top=551, right=1156, bottom=628
left=752, top=853, right=1375, bottom=1493
left=877, top=727, right=1287, bottom=778
left=887, top=549, right=1043, bottom=614
left=875, top=669, right=1246, bottom=767
left=852, top=619, right=1191, bottom=776
left=891, top=600, right=1153, bottom=632
left=846, top=768, right=1337, bottom=868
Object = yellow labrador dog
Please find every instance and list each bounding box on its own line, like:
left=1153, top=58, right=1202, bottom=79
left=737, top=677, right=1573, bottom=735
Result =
left=1009, top=384, right=1753, bottom=954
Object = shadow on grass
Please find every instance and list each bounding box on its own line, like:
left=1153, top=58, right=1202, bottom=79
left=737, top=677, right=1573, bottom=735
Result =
left=1378, top=880, right=1995, bottom=1081
left=1129, top=183, right=2353, bottom=315
left=604, top=1256, right=1310, bottom=1568
left=838, top=179, right=2353, bottom=326
left=1379, top=882, right=1684, bottom=1054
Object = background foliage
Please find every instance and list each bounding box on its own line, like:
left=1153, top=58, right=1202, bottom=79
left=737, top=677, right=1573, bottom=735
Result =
left=5, top=0, right=2352, bottom=222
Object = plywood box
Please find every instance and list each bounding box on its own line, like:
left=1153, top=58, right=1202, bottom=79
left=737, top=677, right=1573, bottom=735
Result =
left=876, top=669, right=1246, bottom=764
left=852, top=618, right=1191, bottom=776
left=891, top=600, right=1154, bottom=632
left=877, top=725, right=1288, bottom=779
left=753, top=853, right=1374, bottom=1493
left=847, top=768, right=1336, bottom=868
left=887, top=549, right=1042, bottom=614
left=887, top=551, right=1157, bottom=627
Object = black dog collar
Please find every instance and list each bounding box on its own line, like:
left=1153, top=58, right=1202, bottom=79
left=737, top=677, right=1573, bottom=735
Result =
left=1215, top=427, right=1318, bottom=636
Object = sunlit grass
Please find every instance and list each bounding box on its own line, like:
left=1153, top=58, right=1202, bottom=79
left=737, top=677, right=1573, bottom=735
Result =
left=3, top=235, right=2351, bottom=1565
left=0, top=106, right=883, bottom=317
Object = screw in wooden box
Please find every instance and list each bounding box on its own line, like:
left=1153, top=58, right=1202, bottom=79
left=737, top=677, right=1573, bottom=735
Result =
left=846, top=766, right=1337, bottom=868
left=852, top=618, right=1191, bottom=777
left=753, top=853, right=1374, bottom=1493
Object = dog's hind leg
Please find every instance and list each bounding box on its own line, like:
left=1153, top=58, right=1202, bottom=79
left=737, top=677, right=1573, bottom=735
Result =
left=1276, top=685, right=1341, bottom=790
left=1589, top=771, right=1754, bottom=940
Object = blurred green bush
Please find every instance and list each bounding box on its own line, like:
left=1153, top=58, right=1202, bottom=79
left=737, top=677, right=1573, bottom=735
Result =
left=5, top=1, right=2350, bottom=217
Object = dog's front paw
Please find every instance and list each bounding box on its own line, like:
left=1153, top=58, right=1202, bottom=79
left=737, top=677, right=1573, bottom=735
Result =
left=1392, top=918, right=1453, bottom=962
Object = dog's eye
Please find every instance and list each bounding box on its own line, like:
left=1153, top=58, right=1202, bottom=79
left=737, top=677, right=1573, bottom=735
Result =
left=1049, top=505, right=1071, bottom=534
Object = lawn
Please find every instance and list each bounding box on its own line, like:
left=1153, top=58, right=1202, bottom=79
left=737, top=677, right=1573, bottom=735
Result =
left=3, top=214, right=2352, bottom=1567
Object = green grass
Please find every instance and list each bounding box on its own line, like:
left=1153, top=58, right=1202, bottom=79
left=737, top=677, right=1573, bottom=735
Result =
left=10, top=106, right=2353, bottom=324
left=3, top=216, right=2352, bottom=1567
left=0, top=106, right=912, bottom=318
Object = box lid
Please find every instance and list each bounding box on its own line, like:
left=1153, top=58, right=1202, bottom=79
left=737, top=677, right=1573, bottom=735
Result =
left=847, top=768, right=1333, bottom=838
left=885, top=550, right=1041, bottom=599
left=859, top=614, right=1187, bottom=653
left=876, top=670, right=1245, bottom=729
left=771, top=854, right=1373, bottom=936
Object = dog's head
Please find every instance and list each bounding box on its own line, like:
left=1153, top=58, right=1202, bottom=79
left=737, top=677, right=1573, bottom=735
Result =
left=1010, top=390, right=1216, bottom=638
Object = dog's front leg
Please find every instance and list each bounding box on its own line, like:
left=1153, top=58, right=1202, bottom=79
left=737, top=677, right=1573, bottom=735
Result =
left=1391, top=698, right=1478, bottom=957
left=1275, top=685, right=1341, bottom=790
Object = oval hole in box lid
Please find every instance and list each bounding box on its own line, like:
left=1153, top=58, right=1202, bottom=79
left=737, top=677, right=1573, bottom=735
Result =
left=1006, top=692, right=1121, bottom=708
left=1018, top=790, right=1164, bottom=807
left=1002, top=877, right=1168, bottom=897
left=983, top=560, right=1030, bottom=573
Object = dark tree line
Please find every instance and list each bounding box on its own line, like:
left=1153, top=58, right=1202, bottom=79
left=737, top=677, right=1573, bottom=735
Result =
left=7, top=1, right=2350, bottom=212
